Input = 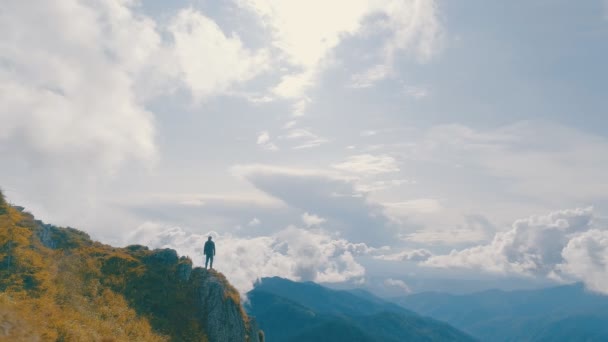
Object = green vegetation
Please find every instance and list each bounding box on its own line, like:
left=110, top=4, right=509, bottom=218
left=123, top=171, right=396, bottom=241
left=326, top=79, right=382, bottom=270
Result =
left=0, top=190, right=253, bottom=341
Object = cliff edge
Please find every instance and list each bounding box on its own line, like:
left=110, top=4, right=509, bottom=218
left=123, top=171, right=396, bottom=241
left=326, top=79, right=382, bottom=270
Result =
left=0, top=190, right=262, bottom=341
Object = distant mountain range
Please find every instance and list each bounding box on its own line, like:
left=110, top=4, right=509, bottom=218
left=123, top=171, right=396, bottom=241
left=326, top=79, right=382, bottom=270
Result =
left=396, top=283, right=608, bottom=341
left=247, top=277, right=476, bottom=342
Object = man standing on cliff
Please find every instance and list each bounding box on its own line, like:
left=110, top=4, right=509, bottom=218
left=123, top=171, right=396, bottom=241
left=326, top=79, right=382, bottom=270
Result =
left=204, top=236, right=216, bottom=269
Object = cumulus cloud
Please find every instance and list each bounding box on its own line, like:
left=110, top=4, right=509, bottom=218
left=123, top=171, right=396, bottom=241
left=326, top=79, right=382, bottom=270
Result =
left=375, top=249, right=432, bottom=262
left=248, top=217, right=261, bottom=226
left=166, top=8, right=268, bottom=102
left=237, top=0, right=442, bottom=112
left=301, top=212, right=326, bottom=227
left=424, top=208, right=608, bottom=294
left=332, top=154, right=400, bottom=175
left=558, top=229, right=608, bottom=294
left=0, top=1, right=274, bottom=171
left=232, top=164, right=397, bottom=245
left=126, top=223, right=371, bottom=294
left=384, top=278, right=412, bottom=294
left=256, top=131, right=278, bottom=150
left=0, top=0, right=158, bottom=173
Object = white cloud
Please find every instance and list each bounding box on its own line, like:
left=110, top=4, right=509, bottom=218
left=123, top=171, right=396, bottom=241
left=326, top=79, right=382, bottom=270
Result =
left=384, top=278, right=412, bottom=294
left=350, top=65, right=391, bottom=89
left=257, top=131, right=270, bottom=145
left=0, top=0, right=158, bottom=173
left=424, top=208, right=608, bottom=294
left=403, top=85, right=429, bottom=99
left=375, top=249, right=432, bottom=262
left=166, top=8, right=269, bottom=102
left=283, top=120, right=297, bottom=129
left=282, top=128, right=329, bottom=149
left=238, top=0, right=442, bottom=111
left=126, top=223, right=370, bottom=294
left=356, top=179, right=414, bottom=193
left=405, top=121, right=608, bottom=203
left=332, top=154, right=400, bottom=175
left=232, top=164, right=397, bottom=245
left=385, top=199, right=442, bottom=214
left=248, top=217, right=261, bottom=226
left=404, top=229, right=489, bottom=245
left=256, top=131, right=278, bottom=150
left=301, top=212, right=326, bottom=227
left=558, top=229, right=608, bottom=294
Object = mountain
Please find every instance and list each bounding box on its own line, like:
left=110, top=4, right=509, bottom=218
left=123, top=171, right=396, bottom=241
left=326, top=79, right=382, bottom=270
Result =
left=246, top=277, right=476, bottom=342
left=396, top=283, right=608, bottom=341
left=0, top=190, right=262, bottom=342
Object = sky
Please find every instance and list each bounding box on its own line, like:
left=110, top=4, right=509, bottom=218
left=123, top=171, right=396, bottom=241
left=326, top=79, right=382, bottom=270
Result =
left=1, top=0, right=608, bottom=296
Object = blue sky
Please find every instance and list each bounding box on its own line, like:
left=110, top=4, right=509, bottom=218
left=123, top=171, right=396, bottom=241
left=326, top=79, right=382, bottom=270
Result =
left=1, top=0, right=607, bottom=295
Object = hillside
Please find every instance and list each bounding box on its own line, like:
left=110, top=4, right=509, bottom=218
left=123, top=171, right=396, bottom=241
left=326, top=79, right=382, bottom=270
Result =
left=246, top=277, right=476, bottom=342
left=396, top=284, right=608, bottom=341
left=0, top=190, right=262, bottom=342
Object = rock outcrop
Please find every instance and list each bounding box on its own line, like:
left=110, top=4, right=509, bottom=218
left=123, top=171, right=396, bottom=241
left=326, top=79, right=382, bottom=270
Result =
left=194, top=268, right=261, bottom=342
left=0, top=189, right=263, bottom=342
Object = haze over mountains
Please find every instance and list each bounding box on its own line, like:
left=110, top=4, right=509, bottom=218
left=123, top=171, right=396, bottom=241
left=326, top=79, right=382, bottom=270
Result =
left=397, top=283, right=608, bottom=341
left=247, top=277, right=475, bottom=342
left=247, top=276, right=608, bottom=342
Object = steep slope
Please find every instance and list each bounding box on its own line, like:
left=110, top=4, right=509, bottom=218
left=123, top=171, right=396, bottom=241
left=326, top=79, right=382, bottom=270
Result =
left=396, top=284, right=608, bottom=341
left=247, top=277, right=476, bottom=342
left=0, top=190, right=262, bottom=342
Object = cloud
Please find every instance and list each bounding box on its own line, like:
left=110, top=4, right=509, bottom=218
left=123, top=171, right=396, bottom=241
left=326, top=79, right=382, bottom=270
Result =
left=248, top=217, right=261, bottom=226
left=350, top=65, right=391, bottom=89
left=405, top=121, right=608, bottom=203
left=0, top=0, right=158, bottom=173
left=281, top=128, right=329, bottom=149
left=403, top=84, right=429, bottom=99
left=398, top=214, right=493, bottom=246
left=126, top=223, right=371, bottom=294
left=375, top=249, right=432, bottom=262
left=166, top=8, right=269, bottom=102
left=256, top=131, right=278, bottom=150
left=232, top=164, right=397, bottom=245
left=332, top=154, right=400, bottom=175
left=237, top=0, right=442, bottom=111
left=558, top=229, right=608, bottom=294
left=424, top=208, right=608, bottom=294
left=384, top=278, right=412, bottom=294
left=123, top=192, right=288, bottom=236
left=301, top=212, right=326, bottom=227
left=385, top=199, right=442, bottom=214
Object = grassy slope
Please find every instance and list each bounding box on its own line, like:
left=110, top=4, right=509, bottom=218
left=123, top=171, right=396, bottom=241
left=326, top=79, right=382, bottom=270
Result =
left=0, top=190, right=245, bottom=341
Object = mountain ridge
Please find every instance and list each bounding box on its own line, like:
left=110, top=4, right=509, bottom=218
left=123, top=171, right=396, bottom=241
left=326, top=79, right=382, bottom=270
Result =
left=0, top=190, right=262, bottom=342
left=396, top=283, right=608, bottom=341
left=247, top=276, right=476, bottom=342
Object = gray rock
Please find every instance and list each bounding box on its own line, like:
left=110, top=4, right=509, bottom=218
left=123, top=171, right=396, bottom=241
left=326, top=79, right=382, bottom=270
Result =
left=194, top=269, right=262, bottom=342
left=37, top=224, right=56, bottom=249
left=177, top=258, right=193, bottom=282
left=146, top=248, right=178, bottom=265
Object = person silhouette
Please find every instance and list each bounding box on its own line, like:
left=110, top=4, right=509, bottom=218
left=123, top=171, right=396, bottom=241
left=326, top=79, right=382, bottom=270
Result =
left=204, top=236, right=216, bottom=269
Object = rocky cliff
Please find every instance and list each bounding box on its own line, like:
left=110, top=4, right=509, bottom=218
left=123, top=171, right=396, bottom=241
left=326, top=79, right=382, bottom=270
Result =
left=0, top=190, right=261, bottom=341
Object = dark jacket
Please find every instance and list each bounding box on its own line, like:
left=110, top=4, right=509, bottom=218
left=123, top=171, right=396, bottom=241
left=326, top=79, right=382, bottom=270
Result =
left=204, top=240, right=215, bottom=256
